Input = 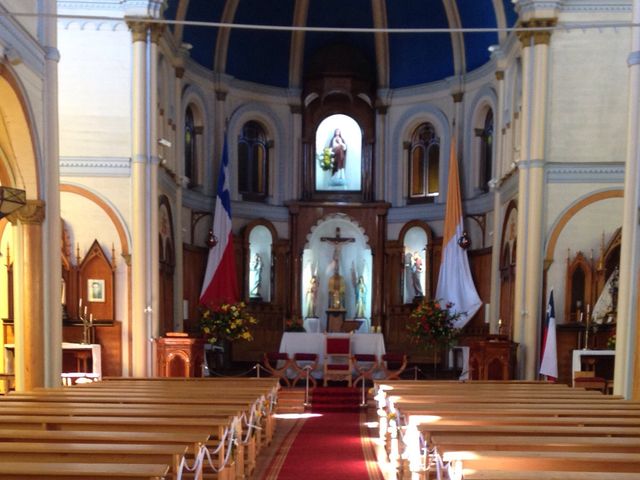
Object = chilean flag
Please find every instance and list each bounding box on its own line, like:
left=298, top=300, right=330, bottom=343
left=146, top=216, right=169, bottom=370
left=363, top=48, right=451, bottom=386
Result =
left=539, top=289, right=558, bottom=380
left=199, top=138, right=239, bottom=306
left=435, top=138, right=482, bottom=328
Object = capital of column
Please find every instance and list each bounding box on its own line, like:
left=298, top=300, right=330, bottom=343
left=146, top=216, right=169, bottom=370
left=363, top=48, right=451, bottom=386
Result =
left=215, top=90, right=227, bottom=102
left=495, top=70, right=504, bottom=81
left=175, top=66, right=185, bottom=78
left=7, top=199, right=45, bottom=225
left=127, top=21, right=148, bottom=43
left=452, top=91, right=464, bottom=103
left=149, top=24, right=165, bottom=44
left=517, top=19, right=556, bottom=47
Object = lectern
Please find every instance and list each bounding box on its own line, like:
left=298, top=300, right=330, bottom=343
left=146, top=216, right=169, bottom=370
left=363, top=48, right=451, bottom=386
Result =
left=156, top=334, right=205, bottom=377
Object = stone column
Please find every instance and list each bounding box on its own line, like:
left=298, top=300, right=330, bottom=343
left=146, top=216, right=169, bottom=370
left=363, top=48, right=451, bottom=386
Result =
left=149, top=25, right=162, bottom=350
left=41, top=0, right=62, bottom=388
left=129, top=21, right=150, bottom=376
left=513, top=20, right=554, bottom=379
left=616, top=0, right=640, bottom=398
left=488, top=68, right=505, bottom=334
left=8, top=201, right=46, bottom=391
left=173, top=65, right=185, bottom=331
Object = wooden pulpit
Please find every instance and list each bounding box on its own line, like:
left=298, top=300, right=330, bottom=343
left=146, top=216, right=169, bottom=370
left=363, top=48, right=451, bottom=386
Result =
left=156, top=334, right=205, bottom=377
left=468, top=335, right=517, bottom=380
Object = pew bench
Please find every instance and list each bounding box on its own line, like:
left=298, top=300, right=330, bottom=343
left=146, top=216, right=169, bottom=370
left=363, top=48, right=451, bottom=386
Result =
left=0, top=461, right=170, bottom=479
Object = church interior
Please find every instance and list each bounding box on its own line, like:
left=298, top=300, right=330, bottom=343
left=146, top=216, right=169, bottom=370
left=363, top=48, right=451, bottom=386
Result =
left=1, top=0, right=640, bottom=477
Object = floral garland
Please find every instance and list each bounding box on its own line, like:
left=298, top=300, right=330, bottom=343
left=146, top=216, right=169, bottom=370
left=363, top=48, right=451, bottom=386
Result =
left=406, top=298, right=462, bottom=349
left=199, top=301, right=258, bottom=344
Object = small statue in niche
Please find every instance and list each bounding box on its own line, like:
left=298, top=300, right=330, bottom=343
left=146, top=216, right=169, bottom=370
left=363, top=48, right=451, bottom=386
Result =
left=305, top=275, right=319, bottom=318
left=250, top=253, right=262, bottom=298
left=410, top=252, right=424, bottom=298
left=354, top=275, right=367, bottom=318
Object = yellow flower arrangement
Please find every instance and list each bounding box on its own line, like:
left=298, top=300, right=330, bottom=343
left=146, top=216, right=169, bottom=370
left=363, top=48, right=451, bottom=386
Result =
left=199, top=301, right=258, bottom=344
left=317, top=147, right=334, bottom=171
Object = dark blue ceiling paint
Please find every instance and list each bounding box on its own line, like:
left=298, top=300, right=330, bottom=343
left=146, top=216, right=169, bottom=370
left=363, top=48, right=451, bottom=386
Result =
left=180, top=1, right=226, bottom=70
left=503, top=0, right=519, bottom=27
left=303, top=0, right=375, bottom=80
left=227, top=0, right=294, bottom=87
left=386, top=0, right=454, bottom=88
left=164, top=0, right=179, bottom=34
left=456, top=0, right=498, bottom=72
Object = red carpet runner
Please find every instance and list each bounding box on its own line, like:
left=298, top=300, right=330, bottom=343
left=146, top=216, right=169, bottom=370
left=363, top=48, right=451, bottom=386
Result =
left=262, top=388, right=382, bottom=479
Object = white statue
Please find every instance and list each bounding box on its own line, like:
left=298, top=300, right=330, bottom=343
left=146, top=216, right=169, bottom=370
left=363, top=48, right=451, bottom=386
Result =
left=305, top=275, right=319, bottom=318
left=250, top=253, right=262, bottom=297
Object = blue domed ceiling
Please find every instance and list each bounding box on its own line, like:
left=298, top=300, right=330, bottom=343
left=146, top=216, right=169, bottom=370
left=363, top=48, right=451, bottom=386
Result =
left=164, top=0, right=518, bottom=89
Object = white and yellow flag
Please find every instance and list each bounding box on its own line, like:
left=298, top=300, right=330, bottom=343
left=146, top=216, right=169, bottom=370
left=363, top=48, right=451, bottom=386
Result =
left=435, top=139, right=482, bottom=328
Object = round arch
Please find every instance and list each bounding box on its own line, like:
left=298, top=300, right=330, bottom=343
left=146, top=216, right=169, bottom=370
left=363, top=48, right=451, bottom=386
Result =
left=544, top=189, right=624, bottom=270
left=0, top=66, right=40, bottom=197
left=60, top=184, right=131, bottom=257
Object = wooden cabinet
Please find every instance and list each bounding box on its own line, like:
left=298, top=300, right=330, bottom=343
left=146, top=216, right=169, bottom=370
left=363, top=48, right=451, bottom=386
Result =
left=468, top=336, right=517, bottom=380
left=156, top=335, right=205, bottom=377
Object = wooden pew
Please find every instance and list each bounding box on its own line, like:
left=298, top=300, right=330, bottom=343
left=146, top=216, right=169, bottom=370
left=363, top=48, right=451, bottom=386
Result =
left=0, top=461, right=169, bottom=479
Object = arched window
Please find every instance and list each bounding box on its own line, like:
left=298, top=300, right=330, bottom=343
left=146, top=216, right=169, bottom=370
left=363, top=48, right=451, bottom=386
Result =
left=408, top=123, right=440, bottom=202
left=477, top=109, right=494, bottom=192
left=184, top=106, right=196, bottom=186
left=238, top=121, right=269, bottom=201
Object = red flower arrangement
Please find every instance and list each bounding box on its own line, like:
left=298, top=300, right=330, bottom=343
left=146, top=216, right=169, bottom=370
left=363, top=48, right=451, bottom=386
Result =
left=407, top=298, right=462, bottom=349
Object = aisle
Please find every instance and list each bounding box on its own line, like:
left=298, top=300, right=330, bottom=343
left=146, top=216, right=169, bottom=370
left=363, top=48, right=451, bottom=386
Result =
left=261, top=411, right=383, bottom=480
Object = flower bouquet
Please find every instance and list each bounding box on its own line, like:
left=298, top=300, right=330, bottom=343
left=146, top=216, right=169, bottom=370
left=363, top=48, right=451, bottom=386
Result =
left=317, top=147, right=334, bottom=171
left=199, top=301, right=258, bottom=345
left=407, top=299, right=462, bottom=351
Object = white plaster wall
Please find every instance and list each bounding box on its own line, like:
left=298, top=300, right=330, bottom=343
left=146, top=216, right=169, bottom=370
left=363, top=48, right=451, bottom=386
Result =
left=0, top=0, right=38, bottom=39
left=547, top=28, right=629, bottom=163
left=58, top=21, right=132, bottom=157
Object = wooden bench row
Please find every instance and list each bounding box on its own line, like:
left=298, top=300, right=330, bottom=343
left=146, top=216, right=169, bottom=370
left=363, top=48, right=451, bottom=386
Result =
left=373, top=380, right=640, bottom=480
left=0, top=377, right=279, bottom=479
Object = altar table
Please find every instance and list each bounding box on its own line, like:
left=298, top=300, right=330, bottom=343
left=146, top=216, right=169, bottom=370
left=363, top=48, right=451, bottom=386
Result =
left=572, top=349, right=614, bottom=387
left=279, top=332, right=386, bottom=378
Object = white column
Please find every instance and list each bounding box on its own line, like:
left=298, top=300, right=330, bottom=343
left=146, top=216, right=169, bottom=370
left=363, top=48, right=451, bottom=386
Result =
left=129, top=21, right=149, bottom=377
left=149, top=26, right=161, bottom=352
left=174, top=65, right=185, bottom=331
left=513, top=22, right=553, bottom=379
left=615, top=0, right=640, bottom=399
left=488, top=69, right=505, bottom=334
left=41, top=0, right=62, bottom=387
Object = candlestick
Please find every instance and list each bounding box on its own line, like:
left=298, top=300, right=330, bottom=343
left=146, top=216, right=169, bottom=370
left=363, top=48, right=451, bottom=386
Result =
left=83, top=305, right=87, bottom=316
left=79, top=298, right=82, bottom=309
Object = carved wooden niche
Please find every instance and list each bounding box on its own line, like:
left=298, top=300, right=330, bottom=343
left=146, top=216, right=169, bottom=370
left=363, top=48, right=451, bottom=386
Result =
left=564, top=251, right=593, bottom=323
left=301, top=43, right=376, bottom=202
left=78, top=240, right=116, bottom=323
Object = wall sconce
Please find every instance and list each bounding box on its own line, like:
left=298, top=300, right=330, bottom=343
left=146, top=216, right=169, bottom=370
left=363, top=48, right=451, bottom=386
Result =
left=0, top=187, right=26, bottom=219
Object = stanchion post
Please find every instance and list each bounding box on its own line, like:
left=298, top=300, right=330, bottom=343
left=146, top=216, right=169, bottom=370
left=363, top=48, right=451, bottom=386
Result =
left=360, top=377, right=367, bottom=407
left=256, top=363, right=261, bottom=378
left=303, top=366, right=311, bottom=407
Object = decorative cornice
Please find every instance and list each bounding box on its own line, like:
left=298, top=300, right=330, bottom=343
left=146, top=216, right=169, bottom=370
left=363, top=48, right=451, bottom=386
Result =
left=7, top=199, right=45, bottom=225
left=0, top=5, right=45, bottom=74
left=545, top=162, right=624, bottom=184
left=60, top=157, right=131, bottom=177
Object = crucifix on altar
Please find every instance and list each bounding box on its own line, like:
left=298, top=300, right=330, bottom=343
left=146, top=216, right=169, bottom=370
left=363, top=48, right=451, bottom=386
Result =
left=321, top=227, right=355, bottom=311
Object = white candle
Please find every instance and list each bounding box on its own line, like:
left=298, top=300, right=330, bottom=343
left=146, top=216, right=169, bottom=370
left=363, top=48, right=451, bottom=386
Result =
left=183, top=300, right=189, bottom=320
left=484, top=303, right=490, bottom=324
left=89, top=313, right=93, bottom=323
left=84, top=306, right=87, bottom=316
left=79, top=298, right=82, bottom=309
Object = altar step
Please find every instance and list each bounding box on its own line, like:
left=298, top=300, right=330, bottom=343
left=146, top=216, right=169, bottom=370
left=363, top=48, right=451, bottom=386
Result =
left=276, top=388, right=307, bottom=414
left=311, top=387, right=362, bottom=413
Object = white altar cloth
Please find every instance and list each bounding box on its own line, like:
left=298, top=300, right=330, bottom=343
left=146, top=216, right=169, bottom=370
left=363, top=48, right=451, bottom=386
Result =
left=279, top=332, right=386, bottom=377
